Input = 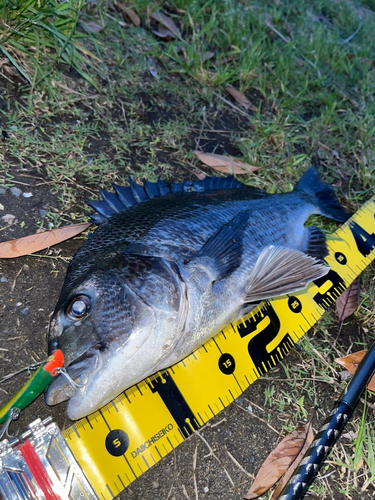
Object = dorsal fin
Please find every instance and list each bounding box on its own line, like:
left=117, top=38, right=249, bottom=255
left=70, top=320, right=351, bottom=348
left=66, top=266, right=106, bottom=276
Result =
left=87, top=175, right=247, bottom=224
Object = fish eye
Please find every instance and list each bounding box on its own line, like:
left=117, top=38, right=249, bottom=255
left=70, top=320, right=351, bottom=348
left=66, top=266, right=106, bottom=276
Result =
left=67, top=295, right=91, bottom=320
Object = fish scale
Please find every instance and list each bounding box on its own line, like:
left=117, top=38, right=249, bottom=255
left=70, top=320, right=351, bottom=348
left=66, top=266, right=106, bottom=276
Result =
left=46, top=168, right=351, bottom=421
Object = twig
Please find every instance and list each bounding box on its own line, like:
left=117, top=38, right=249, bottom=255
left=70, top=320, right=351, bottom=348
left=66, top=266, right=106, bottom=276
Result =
left=195, top=106, right=206, bottom=151
left=212, top=91, right=251, bottom=119
left=226, top=451, right=253, bottom=479
left=182, top=485, right=191, bottom=500
left=341, top=22, right=362, bottom=44
left=0, top=221, right=17, bottom=233
left=265, top=20, right=290, bottom=43
left=185, top=127, right=242, bottom=134
left=195, top=432, right=235, bottom=487
left=0, top=71, right=14, bottom=84
left=11, top=266, right=23, bottom=292
left=120, top=101, right=129, bottom=133
left=235, top=403, right=281, bottom=435
left=193, top=443, right=199, bottom=500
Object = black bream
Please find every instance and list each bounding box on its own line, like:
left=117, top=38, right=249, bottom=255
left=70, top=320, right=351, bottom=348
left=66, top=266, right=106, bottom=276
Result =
left=45, top=167, right=349, bottom=420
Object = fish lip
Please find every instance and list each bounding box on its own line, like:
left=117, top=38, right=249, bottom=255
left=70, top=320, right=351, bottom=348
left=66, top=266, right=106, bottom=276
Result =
left=45, top=344, right=103, bottom=406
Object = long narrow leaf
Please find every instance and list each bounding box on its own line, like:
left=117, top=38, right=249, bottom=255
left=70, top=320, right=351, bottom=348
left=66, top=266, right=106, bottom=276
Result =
left=0, top=44, right=31, bottom=83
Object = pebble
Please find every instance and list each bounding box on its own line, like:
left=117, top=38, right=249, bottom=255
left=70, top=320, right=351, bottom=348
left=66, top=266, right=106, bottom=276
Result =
left=0, top=188, right=6, bottom=195
left=23, top=264, right=29, bottom=271
left=1, top=214, right=15, bottom=224
left=19, top=305, right=31, bottom=317
left=0, top=203, right=3, bottom=210
left=0, top=276, right=8, bottom=283
left=152, top=481, right=159, bottom=488
left=203, top=486, right=209, bottom=493
left=10, top=187, right=22, bottom=197
left=249, top=455, right=255, bottom=463
left=22, top=192, right=33, bottom=198
left=39, top=209, right=47, bottom=218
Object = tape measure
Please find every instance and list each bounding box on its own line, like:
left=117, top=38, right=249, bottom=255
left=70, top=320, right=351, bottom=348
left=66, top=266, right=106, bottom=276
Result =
left=60, top=195, right=375, bottom=499
left=1, top=197, right=374, bottom=500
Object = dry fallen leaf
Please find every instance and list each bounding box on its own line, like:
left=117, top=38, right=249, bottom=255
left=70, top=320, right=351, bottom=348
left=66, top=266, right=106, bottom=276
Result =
left=335, top=277, right=360, bottom=325
left=270, top=422, right=314, bottom=499
left=335, top=350, right=375, bottom=392
left=194, top=151, right=264, bottom=174
left=79, top=20, right=106, bottom=33
left=226, top=85, right=257, bottom=112
left=150, top=8, right=181, bottom=38
left=152, top=27, right=175, bottom=40
left=245, top=418, right=315, bottom=499
left=116, top=2, right=141, bottom=27
left=0, top=223, right=91, bottom=258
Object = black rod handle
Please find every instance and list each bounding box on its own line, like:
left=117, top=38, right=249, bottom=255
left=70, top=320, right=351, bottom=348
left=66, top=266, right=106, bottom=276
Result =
left=276, top=341, right=375, bottom=500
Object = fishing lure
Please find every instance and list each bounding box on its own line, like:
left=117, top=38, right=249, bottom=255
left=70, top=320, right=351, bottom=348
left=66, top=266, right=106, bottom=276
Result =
left=0, top=350, right=64, bottom=428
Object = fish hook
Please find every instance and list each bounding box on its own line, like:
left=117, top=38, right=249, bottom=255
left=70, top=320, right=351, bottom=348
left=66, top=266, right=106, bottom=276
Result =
left=0, top=407, right=20, bottom=440
left=53, top=367, right=87, bottom=393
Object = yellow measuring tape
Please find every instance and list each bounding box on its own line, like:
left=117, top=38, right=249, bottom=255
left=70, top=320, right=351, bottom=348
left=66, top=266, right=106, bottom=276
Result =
left=63, top=196, right=375, bottom=500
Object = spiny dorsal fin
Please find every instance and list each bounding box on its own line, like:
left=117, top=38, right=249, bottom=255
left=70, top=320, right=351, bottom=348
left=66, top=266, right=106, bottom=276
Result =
left=87, top=176, right=251, bottom=224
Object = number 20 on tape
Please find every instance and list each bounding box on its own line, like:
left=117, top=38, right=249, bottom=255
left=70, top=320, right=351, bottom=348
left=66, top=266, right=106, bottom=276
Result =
left=63, top=196, right=375, bottom=500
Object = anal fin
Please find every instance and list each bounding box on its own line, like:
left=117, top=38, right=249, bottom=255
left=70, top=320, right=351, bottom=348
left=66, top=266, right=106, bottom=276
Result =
left=244, top=245, right=329, bottom=302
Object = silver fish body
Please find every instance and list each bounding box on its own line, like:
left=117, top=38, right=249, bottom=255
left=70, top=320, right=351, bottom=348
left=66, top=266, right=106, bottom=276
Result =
left=45, top=168, right=349, bottom=420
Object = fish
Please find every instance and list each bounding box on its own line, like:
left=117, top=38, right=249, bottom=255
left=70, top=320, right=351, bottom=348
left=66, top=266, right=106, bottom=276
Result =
left=45, top=167, right=350, bottom=420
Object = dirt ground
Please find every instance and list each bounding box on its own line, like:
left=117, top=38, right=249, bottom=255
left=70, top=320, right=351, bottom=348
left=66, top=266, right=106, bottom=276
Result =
left=0, top=160, right=374, bottom=500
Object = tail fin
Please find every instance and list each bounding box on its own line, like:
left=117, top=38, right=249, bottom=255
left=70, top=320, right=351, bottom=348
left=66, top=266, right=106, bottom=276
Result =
left=294, top=167, right=350, bottom=223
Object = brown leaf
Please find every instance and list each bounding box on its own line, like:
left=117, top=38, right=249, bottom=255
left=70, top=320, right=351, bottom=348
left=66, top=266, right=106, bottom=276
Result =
left=0, top=223, right=91, bottom=258
left=152, top=27, right=175, bottom=40
left=150, top=9, right=181, bottom=38
left=334, top=351, right=375, bottom=392
left=116, top=2, right=141, bottom=27
left=335, top=277, right=360, bottom=325
left=244, top=419, right=315, bottom=499
left=194, top=151, right=264, bottom=175
left=226, top=85, right=257, bottom=112
left=79, top=20, right=106, bottom=33
left=270, top=423, right=314, bottom=499
left=202, top=51, right=215, bottom=62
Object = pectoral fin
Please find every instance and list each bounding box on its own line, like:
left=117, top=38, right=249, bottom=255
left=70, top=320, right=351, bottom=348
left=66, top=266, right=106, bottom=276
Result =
left=187, top=211, right=250, bottom=281
left=244, top=245, right=329, bottom=302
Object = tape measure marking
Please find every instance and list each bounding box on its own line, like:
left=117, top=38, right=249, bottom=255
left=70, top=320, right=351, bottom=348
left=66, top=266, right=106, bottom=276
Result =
left=62, top=197, right=375, bottom=500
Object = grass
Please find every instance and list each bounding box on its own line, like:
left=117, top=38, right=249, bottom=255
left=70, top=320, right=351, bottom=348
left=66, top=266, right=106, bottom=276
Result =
left=0, top=0, right=375, bottom=498
left=0, top=0, right=104, bottom=89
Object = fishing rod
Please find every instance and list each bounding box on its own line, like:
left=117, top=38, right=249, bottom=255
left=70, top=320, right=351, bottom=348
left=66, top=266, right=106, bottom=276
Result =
left=276, top=338, right=375, bottom=500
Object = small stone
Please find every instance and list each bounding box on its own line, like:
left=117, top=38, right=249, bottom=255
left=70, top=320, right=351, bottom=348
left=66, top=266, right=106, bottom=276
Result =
left=23, top=264, right=29, bottom=271
left=9, top=126, right=18, bottom=131
left=235, top=394, right=245, bottom=405
left=39, top=209, right=47, bottom=218
left=0, top=188, right=5, bottom=195
left=203, top=487, right=209, bottom=493
left=2, top=214, right=15, bottom=224
left=10, top=187, right=22, bottom=197
left=0, top=203, right=3, bottom=210
left=152, top=481, right=159, bottom=488
left=249, top=455, right=255, bottom=463
left=19, top=305, right=30, bottom=317
left=0, top=276, right=8, bottom=283
left=22, top=192, right=33, bottom=198
left=16, top=302, right=22, bottom=307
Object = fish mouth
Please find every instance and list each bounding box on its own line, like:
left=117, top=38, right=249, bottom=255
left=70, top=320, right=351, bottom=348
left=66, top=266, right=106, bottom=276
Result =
left=45, top=344, right=103, bottom=406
